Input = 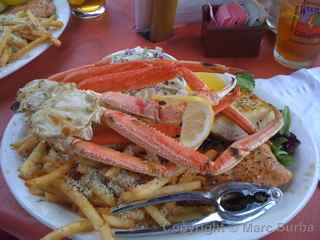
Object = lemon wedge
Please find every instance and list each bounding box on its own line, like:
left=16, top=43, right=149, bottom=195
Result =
left=194, top=72, right=225, bottom=91
left=152, top=95, right=214, bottom=149
left=180, top=100, right=214, bottom=149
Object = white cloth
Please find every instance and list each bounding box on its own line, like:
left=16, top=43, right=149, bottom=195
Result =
left=256, top=68, right=320, bottom=179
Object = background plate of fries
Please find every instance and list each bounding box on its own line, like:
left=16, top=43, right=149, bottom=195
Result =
left=0, top=87, right=319, bottom=240
left=0, top=0, right=70, bottom=79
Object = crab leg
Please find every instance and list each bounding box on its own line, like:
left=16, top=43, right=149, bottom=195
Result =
left=100, top=92, right=161, bottom=121
left=100, top=92, right=185, bottom=124
left=176, top=67, right=210, bottom=92
left=62, top=61, right=152, bottom=83
left=130, top=59, right=246, bottom=75
left=208, top=107, right=283, bottom=175
left=79, top=64, right=177, bottom=92
left=103, top=110, right=209, bottom=172
left=71, top=139, right=178, bottom=177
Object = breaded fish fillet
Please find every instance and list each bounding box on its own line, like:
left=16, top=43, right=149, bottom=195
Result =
left=213, top=144, right=293, bottom=187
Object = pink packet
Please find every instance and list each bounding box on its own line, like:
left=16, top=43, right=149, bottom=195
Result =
left=215, top=4, right=232, bottom=27
left=216, top=2, right=248, bottom=28
left=227, top=2, right=248, bottom=26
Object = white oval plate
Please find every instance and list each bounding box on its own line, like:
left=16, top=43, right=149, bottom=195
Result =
left=0, top=0, right=71, bottom=79
left=0, top=87, right=319, bottom=240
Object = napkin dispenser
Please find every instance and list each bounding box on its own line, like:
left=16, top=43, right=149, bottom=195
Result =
left=201, top=4, right=267, bottom=57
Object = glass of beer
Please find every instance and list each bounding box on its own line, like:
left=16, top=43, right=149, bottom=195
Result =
left=274, top=0, right=320, bottom=69
left=69, top=0, right=106, bottom=19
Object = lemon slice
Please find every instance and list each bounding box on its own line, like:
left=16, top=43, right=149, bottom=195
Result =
left=180, top=100, right=214, bottom=149
left=194, top=72, right=225, bottom=91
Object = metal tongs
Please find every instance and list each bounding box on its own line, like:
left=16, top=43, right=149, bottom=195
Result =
left=112, top=182, right=283, bottom=237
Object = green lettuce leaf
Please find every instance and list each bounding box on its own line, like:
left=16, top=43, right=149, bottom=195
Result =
left=236, top=73, right=255, bottom=92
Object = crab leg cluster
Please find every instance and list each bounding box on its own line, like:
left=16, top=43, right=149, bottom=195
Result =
left=50, top=59, right=283, bottom=176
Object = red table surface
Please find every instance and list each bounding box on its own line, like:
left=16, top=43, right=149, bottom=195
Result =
left=0, top=1, right=319, bottom=239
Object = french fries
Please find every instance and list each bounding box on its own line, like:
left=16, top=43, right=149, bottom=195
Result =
left=44, top=192, right=71, bottom=205
left=102, top=214, right=135, bottom=229
left=26, top=162, right=72, bottom=189
left=0, top=47, right=11, bottom=67
left=19, top=141, right=47, bottom=179
left=145, top=206, right=170, bottom=227
left=99, top=223, right=115, bottom=240
left=155, top=181, right=202, bottom=196
left=0, top=10, right=63, bottom=67
left=58, top=179, right=105, bottom=230
left=121, top=180, right=202, bottom=202
left=0, top=27, right=10, bottom=55
left=10, top=34, right=49, bottom=61
left=58, top=180, right=115, bottom=240
left=89, top=181, right=116, bottom=207
left=120, top=177, right=170, bottom=202
left=15, top=135, right=39, bottom=156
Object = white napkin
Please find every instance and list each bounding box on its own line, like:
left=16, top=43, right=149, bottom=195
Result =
left=256, top=67, right=320, bottom=179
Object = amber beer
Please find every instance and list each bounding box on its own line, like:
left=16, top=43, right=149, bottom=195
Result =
left=274, top=0, right=320, bottom=68
left=69, top=0, right=106, bottom=18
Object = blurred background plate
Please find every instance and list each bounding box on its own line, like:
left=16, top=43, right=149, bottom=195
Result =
left=0, top=0, right=71, bottom=79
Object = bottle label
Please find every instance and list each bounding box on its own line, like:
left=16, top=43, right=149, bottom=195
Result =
left=294, top=2, right=320, bottom=39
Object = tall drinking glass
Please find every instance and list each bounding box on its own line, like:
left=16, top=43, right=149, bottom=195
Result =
left=150, top=0, right=178, bottom=42
left=69, top=0, right=106, bottom=19
left=274, top=0, right=320, bottom=69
